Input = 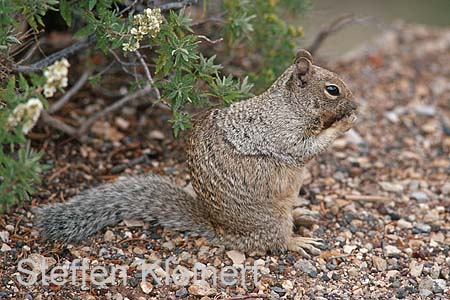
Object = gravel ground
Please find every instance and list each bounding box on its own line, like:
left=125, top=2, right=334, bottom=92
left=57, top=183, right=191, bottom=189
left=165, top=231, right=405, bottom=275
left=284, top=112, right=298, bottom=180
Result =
left=0, top=23, right=449, bottom=300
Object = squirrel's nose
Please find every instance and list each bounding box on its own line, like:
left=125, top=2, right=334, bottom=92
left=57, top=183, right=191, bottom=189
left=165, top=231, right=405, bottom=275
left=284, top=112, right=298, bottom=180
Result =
left=348, top=100, right=358, bottom=111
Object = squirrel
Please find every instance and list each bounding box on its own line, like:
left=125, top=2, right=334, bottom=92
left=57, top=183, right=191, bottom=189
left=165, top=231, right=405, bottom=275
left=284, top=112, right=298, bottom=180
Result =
left=35, top=49, right=357, bottom=256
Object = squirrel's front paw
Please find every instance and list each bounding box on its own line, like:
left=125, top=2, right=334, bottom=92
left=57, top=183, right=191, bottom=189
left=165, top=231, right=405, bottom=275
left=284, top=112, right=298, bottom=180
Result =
left=288, top=236, right=323, bottom=259
left=333, top=114, right=357, bottom=132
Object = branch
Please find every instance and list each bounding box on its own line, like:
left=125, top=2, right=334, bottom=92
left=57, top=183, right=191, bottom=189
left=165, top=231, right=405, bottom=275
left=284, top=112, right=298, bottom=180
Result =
left=12, top=35, right=96, bottom=73
left=134, top=50, right=162, bottom=100
left=158, top=0, right=198, bottom=11
left=40, top=111, right=77, bottom=136
left=191, top=13, right=226, bottom=27
left=197, top=35, right=223, bottom=44
left=78, top=85, right=152, bottom=135
left=224, top=294, right=270, bottom=300
left=49, top=69, right=91, bottom=114
left=307, top=15, right=375, bottom=55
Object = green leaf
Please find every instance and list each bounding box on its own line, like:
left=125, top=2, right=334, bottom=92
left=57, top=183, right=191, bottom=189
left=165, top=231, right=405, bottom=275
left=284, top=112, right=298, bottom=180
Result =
left=88, top=74, right=101, bottom=87
left=74, top=25, right=94, bottom=38
left=88, top=0, right=97, bottom=10
left=5, top=36, right=21, bottom=45
left=60, top=0, right=72, bottom=26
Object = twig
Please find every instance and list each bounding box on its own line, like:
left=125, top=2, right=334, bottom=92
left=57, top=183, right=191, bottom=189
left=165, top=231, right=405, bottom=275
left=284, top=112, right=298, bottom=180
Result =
left=344, top=195, right=390, bottom=202
left=158, top=0, right=198, bottom=11
left=109, top=49, right=135, bottom=66
left=12, top=35, right=96, bottom=73
left=134, top=50, right=161, bottom=100
left=191, top=14, right=226, bottom=27
left=109, top=49, right=138, bottom=78
left=78, top=85, right=152, bottom=135
left=40, top=111, right=78, bottom=136
left=198, top=35, right=223, bottom=44
left=16, top=43, right=39, bottom=64
left=118, top=0, right=138, bottom=15
left=224, top=294, right=270, bottom=300
left=49, top=69, right=91, bottom=114
left=307, top=14, right=375, bottom=55
left=111, top=154, right=150, bottom=174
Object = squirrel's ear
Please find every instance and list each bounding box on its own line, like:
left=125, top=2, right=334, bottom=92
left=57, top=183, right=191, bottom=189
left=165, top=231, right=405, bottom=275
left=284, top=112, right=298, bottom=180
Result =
left=295, top=49, right=314, bottom=64
left=293, top=56, right=312, bottom=87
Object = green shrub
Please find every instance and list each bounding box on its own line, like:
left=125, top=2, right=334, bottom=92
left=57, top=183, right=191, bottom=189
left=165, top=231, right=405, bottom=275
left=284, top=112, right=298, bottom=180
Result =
left=0, top=0, right=308, bottom=210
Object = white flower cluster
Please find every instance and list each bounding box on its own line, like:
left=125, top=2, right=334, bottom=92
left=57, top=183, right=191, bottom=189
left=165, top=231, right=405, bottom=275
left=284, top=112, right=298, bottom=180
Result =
left=43, top=58, right=70, bottom=98
left=7, top=98, right=43, bottom=134
left=123, top=8, right=163, bottom=52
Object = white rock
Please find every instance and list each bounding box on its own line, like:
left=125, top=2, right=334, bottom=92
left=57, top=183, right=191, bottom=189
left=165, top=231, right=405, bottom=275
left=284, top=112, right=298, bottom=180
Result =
left=410, top=191, right=428, bottom=202
left=154, top=266, right=167, bottom=279
left=348, top=267, right=359, bottom=276
left=414, top=105, right=436, bottom=116
left=386, top=270, right=400, bottom=280
left=385, top=111, right=399, bottom=123
left=5, top=225, right=14, bottom=232
left=345, top=129, right=365, bottom=145
left=140, top=281, right=153, bottom=294
left=133, top=247, right=145, bottom=255
left=123, top=219, right=145, bottom=227
left=28, top=253, right=57, bottom=273
left=384, top=245, right=402, bottom=257
left=115, top=117, right=130, bottom=130
left=162, top=241, right=175, bottom=251
left=104, top=230, right=115, bottom=241
left=423, top=210, right=440, bottom=224
left=343, top=244, right=358, bottom=254
left=188, top=281, right=217, bottom=296
left=430, top=232, right=445, bottom=245
left=1, top=243, right=11, bottom=252
left=397, top=219, right=413, bottom=229
left=254, top=259, right=265, bottom=267
left=430, top=265, right=441, bottom=279
left=226, top=250, right=245, bottom=265
left=0, top=231, right=9, bottom=242
left=442, top=183, right=450, bottom=195
left=372, top=256, right=387, bottom=271
left=148, top=130, right=165, bottom=140
left=282, top=279, right=294, bottom=291
left=379, top=181, right=404, bottom=193
left=409, top=261, right=424, bottom=277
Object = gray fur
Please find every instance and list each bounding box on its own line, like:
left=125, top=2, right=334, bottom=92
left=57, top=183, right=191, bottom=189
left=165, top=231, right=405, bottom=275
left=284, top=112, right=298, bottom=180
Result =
left=35, top=175, right=212, bottom=243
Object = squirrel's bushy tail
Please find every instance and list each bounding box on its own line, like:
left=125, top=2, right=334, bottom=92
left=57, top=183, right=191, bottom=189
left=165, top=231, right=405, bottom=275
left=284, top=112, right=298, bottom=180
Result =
left=34, top=175, right=211, bottom=243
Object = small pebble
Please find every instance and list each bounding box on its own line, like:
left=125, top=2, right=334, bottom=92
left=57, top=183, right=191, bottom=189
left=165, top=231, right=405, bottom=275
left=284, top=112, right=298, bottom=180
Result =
left=1, top=243, right=11, bottom=252
left=413, top=223, right=431, bottom=233
left=409, top=261, right=424, bottom=277
left=343, top=244, right=358, bottom=254
left=162, top=241, right=175, bottom=251
left=397, top=219, right=413, bottom=229
left=140, top=281, right=153, bottom=294
left=188, top=281, right=217, bottom=296
left=410, top=191, right=428, bottom=202
left=104, top=230, right=115, bottom=241
left=372, top=256, right=387, bottom=271
left=295, top=260, right=317, bottom=278
left=226, top=250, right=245, bottom=265
left=384, top=245, right=402, bottom=257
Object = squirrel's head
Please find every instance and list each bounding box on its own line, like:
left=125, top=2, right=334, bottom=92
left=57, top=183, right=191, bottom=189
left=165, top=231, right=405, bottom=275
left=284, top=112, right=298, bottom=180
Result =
left=283, top=49, right=358, bottom=132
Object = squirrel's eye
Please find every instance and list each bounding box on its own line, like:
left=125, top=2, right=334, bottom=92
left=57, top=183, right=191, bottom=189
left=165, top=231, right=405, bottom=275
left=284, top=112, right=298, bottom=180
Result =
left=325, top=85, right=340, bottom=96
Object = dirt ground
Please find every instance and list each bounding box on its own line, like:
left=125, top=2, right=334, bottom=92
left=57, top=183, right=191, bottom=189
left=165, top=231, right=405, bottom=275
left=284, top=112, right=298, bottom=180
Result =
left=0, top=23, right=449, bottom=300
